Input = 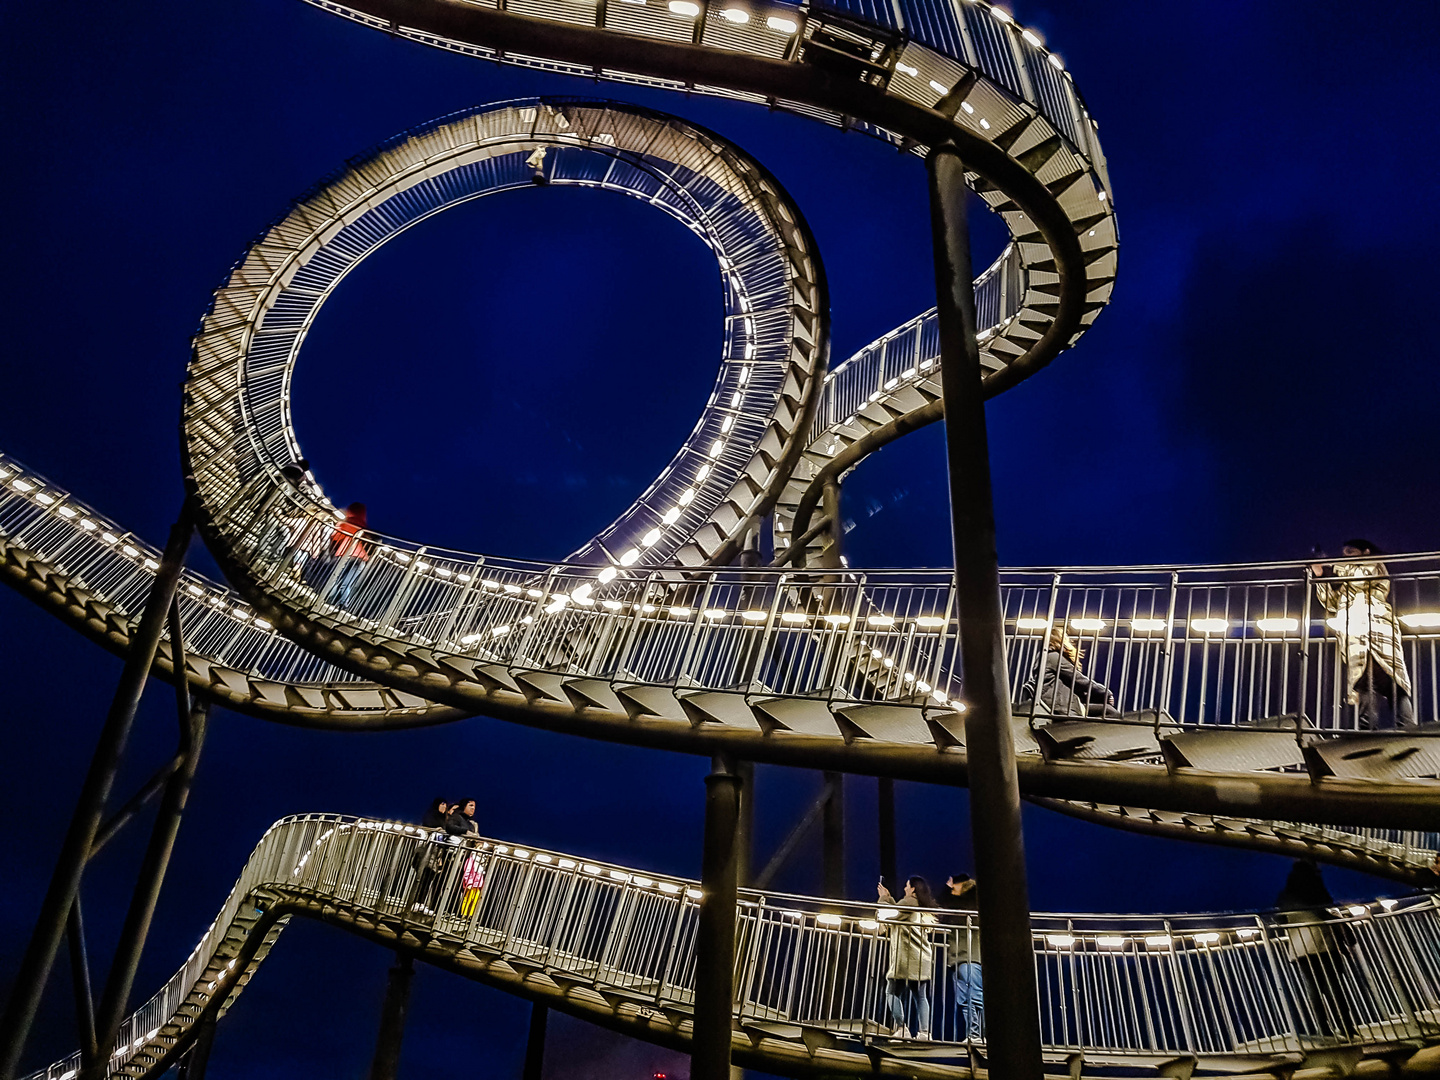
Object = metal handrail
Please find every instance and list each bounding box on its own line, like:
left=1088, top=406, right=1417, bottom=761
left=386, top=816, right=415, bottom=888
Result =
left=6, top=453, right=1437, bottom=737
left=25, top=815, right=1440, bottom=1079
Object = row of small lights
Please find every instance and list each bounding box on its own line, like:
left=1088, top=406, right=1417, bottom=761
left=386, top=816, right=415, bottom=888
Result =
left=358, top=821, right=705, bottom=899
left=16, top=459, right=1436, bottom=664
left=658, top=0, right=1072, bottom=73
left=820, top=245, right=1015, bottom=398
left=1019, top=614, right=1440, bottom=634
left=452, top=593, right=961, bottom=704
left=0, top=463, right=282, bottom=632
left=800, top=896, right=1403, bottom=941
left=351, top=824, right=1413, bottom=936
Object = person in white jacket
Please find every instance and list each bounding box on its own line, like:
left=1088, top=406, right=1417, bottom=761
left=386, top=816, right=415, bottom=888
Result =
left=878, top=876, right=938, bottom=1039
left=1312, top=541, right=1414, bottom=728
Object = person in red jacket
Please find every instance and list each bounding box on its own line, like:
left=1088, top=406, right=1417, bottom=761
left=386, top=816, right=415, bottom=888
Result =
left=326, top=502, right=368, bottom=607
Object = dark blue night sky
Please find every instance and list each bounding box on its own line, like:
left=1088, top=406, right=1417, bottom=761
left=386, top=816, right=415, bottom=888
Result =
left=2, top=1, right=1438, bottom=1076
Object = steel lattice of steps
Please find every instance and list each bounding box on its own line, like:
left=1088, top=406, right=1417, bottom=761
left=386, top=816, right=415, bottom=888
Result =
left=26, top=816, right=1440, bottom=1080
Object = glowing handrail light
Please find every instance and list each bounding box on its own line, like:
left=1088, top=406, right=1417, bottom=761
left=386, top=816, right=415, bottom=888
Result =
left=1401, top=612, right=1440, bottom=629
left=1256, top=617, right=1299, bottom=633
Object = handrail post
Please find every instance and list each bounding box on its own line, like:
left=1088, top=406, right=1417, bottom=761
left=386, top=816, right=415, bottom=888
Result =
left=1155, top=571, right=1180, bottom=732
left=927, top=144, right=1042, bottom=1080
left=1298, top=566, right=1315, bottom=741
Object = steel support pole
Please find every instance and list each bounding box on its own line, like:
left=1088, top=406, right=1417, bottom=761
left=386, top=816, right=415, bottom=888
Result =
left=84, top=701, right=209, bottom=1079
left=927, top=144, right=1042, bottom=1080
left=177, top=1014, right=215, bottom=1080
left=367, top=953, right=415, bottom=1080
left=820, top=480, right=843, bottom=569
left=692, top=754, right=741, bottom=1080
left=735, top=760, right=754, bottom=887
left=65, top=900, right=96, bottom=1063
left=877, top=777, right=897, bottom=890
left=821, top=772, right=846, bottom=899
left=0, top=510, right=193, bottom=1080
left=522, top=1001, right=547, bottom=1080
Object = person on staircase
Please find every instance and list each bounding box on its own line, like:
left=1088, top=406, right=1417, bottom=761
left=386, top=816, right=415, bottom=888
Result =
left=942, top=873, right=983, bottom=1041
left=878, top=875, right=938, bottom=1040
left=1312, top=540, right=1415, bottom=729
left=1018, top=626, right=1120, bottom=719
left=325, top=502, right=369, bottom=609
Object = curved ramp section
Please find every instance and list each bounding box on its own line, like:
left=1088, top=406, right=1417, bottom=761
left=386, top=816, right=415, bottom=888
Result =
left=1035, top=800, right=1440, bottom=887
left=25, top=815, right=1440, bottom=1080
left=8, top=451, right=1440, bottom=876
left=305, top=0, right=1118, bottom=398
left=0, top=453, right=465, bottom=728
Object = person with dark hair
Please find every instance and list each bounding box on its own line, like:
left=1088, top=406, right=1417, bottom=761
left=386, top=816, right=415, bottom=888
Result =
left=441, top=798, right=482, bottom=920
left=422, top=798, right=449, bottom=829
left=1311, top=540, right=1414, bottom=728
left=878, top=875, right=937, bottom=1039
left=325, top=502, right=369, bottom=608
left=410, top=798, right=451, bottom=913
left=942, top=873, right=983, bottom=1041
left=1018, top=626, right=1120, bottom=719
left=446, top=798, right=479, bottom=838
left=1275, top=860, right=1358, bottom=1041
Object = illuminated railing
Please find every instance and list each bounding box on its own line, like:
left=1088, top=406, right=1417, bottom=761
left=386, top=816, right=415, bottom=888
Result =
left=5, top=450, right=1437, bottom=738
left=214, top=472, right=1440, bottom=736
left=25, top=815, right=1440, bottom=1079
left=810, top=244, right=1024, bottom=443
left=0, top=453, right=368, bottom=693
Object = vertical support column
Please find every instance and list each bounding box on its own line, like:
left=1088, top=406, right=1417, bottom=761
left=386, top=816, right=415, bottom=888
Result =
left=734, top=760, right=755, bottom=887
left=522, top=1002, right=547, bottom=1080
left=927, top=145, right=1042, bottom=1080
left=177, top=1014, right=216, bottom=1080
left=821, top=772, right=846, bottom=899
left=367, top=953, right=415, bottom=1080
left=86, top=700, right=210, bottom=1078
left=692, top=754, right=741, bottom=1080
left=877, top=777, right=897, bottom=890
left=0, top=510, right=193, bottom=1080
left=820, top=480, right=843, bottom=569
left=65, top=901, right=96, bottom=1063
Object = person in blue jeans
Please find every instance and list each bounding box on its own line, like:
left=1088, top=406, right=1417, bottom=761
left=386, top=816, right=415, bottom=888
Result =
left=943, top=873, right=983, bottom=1041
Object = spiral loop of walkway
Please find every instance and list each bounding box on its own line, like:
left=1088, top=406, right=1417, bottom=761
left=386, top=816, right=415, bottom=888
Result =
left=24, top=816, right=1440, bottom=1080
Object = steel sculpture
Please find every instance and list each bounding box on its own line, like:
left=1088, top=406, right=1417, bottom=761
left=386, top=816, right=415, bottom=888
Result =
left=2, top=0, right=1439, bottom=1075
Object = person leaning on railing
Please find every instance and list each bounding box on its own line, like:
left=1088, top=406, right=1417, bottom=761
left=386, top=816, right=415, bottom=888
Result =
left=325, top=502, right=370, bottom=609
left=1311, top=540, right=1415, bottom=729
left=878, top=876, right=938, bottom=1040
left=1017, top=627, right=1120, bottom=720
left=941, top=873, right=983, bottom=1041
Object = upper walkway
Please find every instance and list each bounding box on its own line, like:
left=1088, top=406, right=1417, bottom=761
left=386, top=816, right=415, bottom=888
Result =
left=4, top=450, right=1439, bottom=882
